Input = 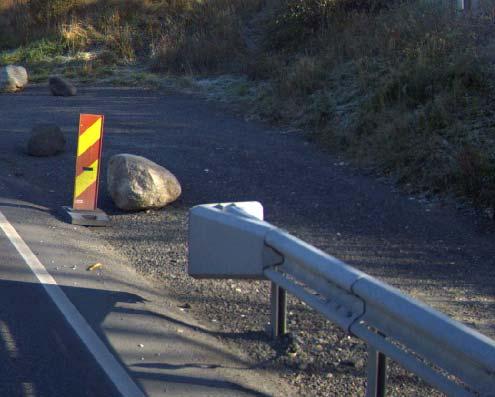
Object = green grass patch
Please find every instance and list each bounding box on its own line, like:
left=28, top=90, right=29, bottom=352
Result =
left=1, top=0, right=495, bottom=210
left=0, top=38, right=65, bottom=65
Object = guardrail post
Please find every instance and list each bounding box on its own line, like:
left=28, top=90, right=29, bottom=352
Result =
left=189, top=202, right=495, bottom=396
left=270, top=282, right=287, bottom=339
left=366, top=345, right=387, bottom=397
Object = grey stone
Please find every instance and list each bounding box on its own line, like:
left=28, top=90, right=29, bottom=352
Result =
left=27, top=123, right=66, bottom=157
left=107, top=154, right=182, bottom=211
left=339, top=359, right=356, bottom=368
left=49, top=76, right=77, bottom=96
left=354, top=358, right=365, bottom=369
left=0, top=65, right=28, bottom=93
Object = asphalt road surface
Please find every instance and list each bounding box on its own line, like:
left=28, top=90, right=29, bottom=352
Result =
left=0, top=85, right=494, bottom=396
left=0, top=195, right=291, bottom=397
left=0, top=233, right=120, bottom=397
left=0, top=87, right=293, bottom=397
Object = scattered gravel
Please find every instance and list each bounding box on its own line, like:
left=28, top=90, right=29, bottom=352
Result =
left=95, top=205, right=462, bottom=396
left=89, top=87, right=494, bottom=396
left=2, top=86, right=492, bottom=396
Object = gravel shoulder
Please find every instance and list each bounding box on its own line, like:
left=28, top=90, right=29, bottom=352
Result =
left=0, top=85, right=494, bottom=396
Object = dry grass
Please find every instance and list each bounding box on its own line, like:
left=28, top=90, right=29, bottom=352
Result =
left=254, top=0, right=495, bottom=208
left=0, top=0, right=260, bottom=71
left=1, top=0, right=494, bottom=209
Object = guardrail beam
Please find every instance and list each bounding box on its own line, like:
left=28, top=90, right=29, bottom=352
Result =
left=187, top=202, right=495, bottom=397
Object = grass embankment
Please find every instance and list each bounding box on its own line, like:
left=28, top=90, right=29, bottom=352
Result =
left=1, top=0, right=495, bottom=211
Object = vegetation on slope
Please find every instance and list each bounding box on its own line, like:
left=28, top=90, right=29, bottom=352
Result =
left=1, top=0, right=494, bottom=211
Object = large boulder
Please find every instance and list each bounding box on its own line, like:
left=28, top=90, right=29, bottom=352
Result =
left=27, top=123, right=66, bottom=157
left=49, top=76, right=77, bottom=96
left=107, top=154, right=182, bottom=211
left=0, top=65, right=28, bottom=93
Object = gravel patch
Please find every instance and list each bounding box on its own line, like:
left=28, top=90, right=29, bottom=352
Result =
left=1, top=86, right=492, bottom=396
left=95, top=206, right=450, bottom=396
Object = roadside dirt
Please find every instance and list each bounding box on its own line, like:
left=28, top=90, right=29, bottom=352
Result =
left=0, top=86, right=493, bottom=396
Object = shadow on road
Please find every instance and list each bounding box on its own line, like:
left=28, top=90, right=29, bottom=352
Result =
left=0, top=277, right=271, bottom=396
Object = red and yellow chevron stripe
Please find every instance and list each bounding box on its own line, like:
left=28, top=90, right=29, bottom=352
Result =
left=72, top=114, right=104, bottom=211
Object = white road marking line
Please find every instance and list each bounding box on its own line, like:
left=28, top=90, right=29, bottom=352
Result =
left=0, top=320, right=19, bottom=359
left=0, top=211, right=145, bottom=397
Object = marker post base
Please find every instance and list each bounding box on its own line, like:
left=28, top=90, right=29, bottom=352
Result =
left=62, top=206, right=109, bottom=227
left=66, top=114, right=106, bottom=226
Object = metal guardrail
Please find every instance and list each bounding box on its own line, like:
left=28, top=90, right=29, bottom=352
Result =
left=188, top=202, right=495, bottom=397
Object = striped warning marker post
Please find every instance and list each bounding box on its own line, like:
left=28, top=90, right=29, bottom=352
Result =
left=73, top=114, right=103, bottom=210
left=62, top=114, right=109, bottom=226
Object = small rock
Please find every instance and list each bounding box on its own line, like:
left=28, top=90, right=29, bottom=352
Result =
left=354, top=358, right=365, bottom=369
left=339, top=359, right=356, bottom=368
left=314, top=344, right=324, bottom=352
left=27, top=123, right=65, bottom=157
left=0, top=65, right=28, bottom=93
left=49, top=76, right=77, bottom=96
left=297, top=361, right=308, bottom=370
